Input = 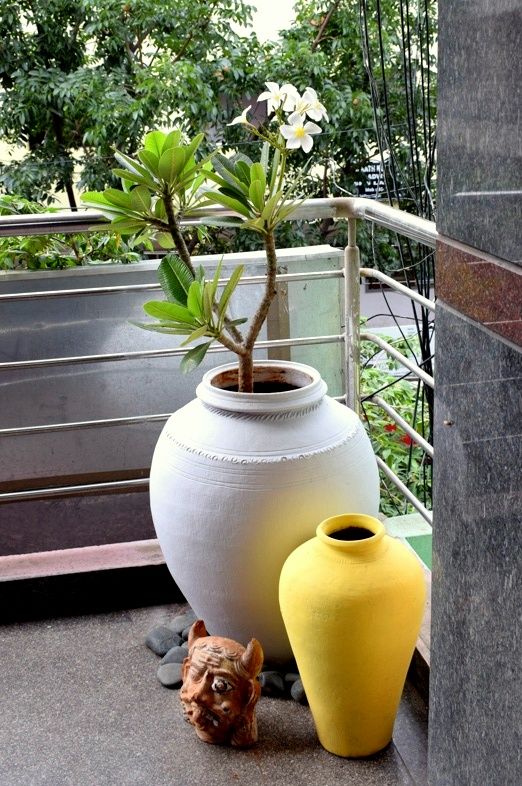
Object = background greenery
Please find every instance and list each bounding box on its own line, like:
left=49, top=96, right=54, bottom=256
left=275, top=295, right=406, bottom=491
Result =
left=0, top=0, right=436, bottom=270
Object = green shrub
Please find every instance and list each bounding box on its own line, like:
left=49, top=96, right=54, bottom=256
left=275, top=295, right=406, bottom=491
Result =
left=360, top=332, right=432, bottom=517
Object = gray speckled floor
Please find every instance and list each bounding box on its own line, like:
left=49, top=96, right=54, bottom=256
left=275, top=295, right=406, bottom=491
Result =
left=1, top=604, right=428, bottom=786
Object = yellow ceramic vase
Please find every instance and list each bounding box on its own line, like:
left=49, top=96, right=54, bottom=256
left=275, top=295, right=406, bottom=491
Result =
left=279, top=513, right=426, bottom=757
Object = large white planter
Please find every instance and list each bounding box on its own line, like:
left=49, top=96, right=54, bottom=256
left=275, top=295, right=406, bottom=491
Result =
left=150, top=361, right=379, bottom=661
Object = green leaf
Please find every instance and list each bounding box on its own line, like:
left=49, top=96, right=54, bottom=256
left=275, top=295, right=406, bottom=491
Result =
left=81, top=191, right=114, bottom=207
left=180, top=341, right=213, bottom=374
left=138, top=149, right=160, bottom=177
left=114, top=151, right=153, bottom=182
left=208, top=258, right=223, bottom=302
left=249, top=179, right=265, bottom=212
left=202, top=281, right=214, bottom=321
left=268, top=146, right=281, bottom=194
left=154, top=198, right=167, bottom=219
left=261, top=190, right=283, bottom=221
left=250, top=163, right=266, bottom=192
left=218, top=264, right=244, bottom=316
left=158, top=147, right=186, bottom=183
left=162, top=129, right=183, bottom=151
left=235, top=160, right=251, bottom=186
left=187, top=280, right=204, bottom=318
left=111, top=168, right=151, bottom=187
left=103, top=189, right=133, bottom=210
left=204, top=192, right=251, bottom=218
left=129, top=185, right=151, bottom=213
left=157, top=254, right=194, bottom=304
left=180, top=324, right=211, bottom=346
left=260, top=141, right=270, bottom=173
left=202, top=216, right=244, bottom=228
left=110, top=217, right=148, bottom=233
left=202, top=169, right=239, bottom=193
left=143, top=300, right=196, bottom=325
left=182, top=133, right=204, bottom=169
left=143, top=130, right=166, bottom=158
left=156, top=232, right=175, bottom=249
left=130, top=320, right=192, bottom=335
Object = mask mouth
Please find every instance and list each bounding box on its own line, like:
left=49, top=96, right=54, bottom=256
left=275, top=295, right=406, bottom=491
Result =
left=190, top=704, right=223, bottom=729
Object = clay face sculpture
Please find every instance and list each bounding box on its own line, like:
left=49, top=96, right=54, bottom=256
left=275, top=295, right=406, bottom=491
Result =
left=180, top=620, right=264, bottom=747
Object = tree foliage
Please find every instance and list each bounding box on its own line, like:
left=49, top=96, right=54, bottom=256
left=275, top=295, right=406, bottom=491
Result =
left=0, top=0, right=256, bottom=206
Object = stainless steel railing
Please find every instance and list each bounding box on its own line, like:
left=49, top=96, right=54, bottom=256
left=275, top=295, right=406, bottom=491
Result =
left=0, top=197, right=436, bottom=520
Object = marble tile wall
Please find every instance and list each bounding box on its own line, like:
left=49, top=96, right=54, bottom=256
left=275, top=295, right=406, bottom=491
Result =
left=429, top=307, right=522, bottom=785
left=430, top=2, right=522, bottom=783
left=437, top=0, right=522, bottom=264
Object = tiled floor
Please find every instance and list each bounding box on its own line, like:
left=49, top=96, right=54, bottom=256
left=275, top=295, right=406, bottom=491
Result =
left=1, top=603, right=428, bottom=786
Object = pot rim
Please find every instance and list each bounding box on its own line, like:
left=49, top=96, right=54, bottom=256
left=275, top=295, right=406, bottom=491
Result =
left=196, top=360, right=328, bottom=414
left=317, top=513, right=385, bottom=550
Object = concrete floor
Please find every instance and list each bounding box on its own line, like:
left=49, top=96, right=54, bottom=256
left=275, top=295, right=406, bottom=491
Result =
left=1, top=603, right=428, bottom=786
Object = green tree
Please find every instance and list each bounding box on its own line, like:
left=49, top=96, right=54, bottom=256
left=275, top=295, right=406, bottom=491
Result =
left=0, top=0, right=256, bottom=207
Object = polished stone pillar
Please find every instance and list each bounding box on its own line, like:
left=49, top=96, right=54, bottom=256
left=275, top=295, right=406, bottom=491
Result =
left=429, top=2, right=522, bottom=784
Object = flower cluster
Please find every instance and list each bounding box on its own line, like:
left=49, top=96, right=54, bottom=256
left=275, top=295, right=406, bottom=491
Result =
left=229, top=81, right=328, bottom=154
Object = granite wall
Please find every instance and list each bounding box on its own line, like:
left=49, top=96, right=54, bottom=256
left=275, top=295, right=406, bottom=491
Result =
left=429, top=2, right=522, bottom=784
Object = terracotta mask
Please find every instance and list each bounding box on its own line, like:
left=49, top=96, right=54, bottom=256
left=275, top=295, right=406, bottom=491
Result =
left=180, top=620, right=264, bottom=747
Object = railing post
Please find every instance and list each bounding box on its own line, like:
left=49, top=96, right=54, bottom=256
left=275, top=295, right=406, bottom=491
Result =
left=344, top=218, right=361, bottom=413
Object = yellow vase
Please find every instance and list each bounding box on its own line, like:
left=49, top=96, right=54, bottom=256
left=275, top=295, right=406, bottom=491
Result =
left=279, top=513, right=426, bottom=757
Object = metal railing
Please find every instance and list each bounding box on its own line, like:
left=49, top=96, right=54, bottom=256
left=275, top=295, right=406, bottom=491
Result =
left=0, top=197, right=436, bottom=522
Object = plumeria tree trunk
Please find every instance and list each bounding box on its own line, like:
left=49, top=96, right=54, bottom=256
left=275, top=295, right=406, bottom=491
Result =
left=237, top=230, right=279, bottom=392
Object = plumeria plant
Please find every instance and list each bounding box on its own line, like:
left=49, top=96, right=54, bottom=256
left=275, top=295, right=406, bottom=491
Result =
left=81, top=82, right=328, bottom=391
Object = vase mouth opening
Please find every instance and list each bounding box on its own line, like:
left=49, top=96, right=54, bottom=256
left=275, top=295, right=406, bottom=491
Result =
left=210, top=365, right=315, bottom=394
left=196, top=361, right=328, bottom=414
left=317, top=514, right=385, bottom=549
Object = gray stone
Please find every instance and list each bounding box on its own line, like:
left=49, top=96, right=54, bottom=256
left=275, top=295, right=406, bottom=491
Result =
left=181, top=624, right=193, bottom=641
left=157, top=662, right=184, bottom=688
left=284, top=672, right=300, bottom=686
left=145, top=626, right=182, bottom=656
left=167, top=609, right=197, bottom=635
left=259, top=671, right=285, bottom=698
left=160, top=646, right=188, bottom=666
left=290, top=679, right=308, bottom=705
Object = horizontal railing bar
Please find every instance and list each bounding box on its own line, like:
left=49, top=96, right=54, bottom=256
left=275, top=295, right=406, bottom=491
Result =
left=359, top=268, right=435, bottom=311
left=0, top=269, right=343, bottom=303
left=367, top=395, right=434, bottom=457
left=0, top=198, right=438, bottom=247
left=0, top=334, right=343, bottom=371
left=360, top=331, right=435, bottom=388
left=347, top=198, right=437, bottom=247
left=0, top=412, right=172, bottom=438
left=1, top=449, right=435, bottom=508
left=375, top=456, right=433, bottom=524
left=0, top=477, right=149, bottom=504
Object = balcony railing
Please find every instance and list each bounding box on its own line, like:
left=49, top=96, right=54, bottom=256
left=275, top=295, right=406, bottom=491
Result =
left=0, top=197, right=436, bottom=526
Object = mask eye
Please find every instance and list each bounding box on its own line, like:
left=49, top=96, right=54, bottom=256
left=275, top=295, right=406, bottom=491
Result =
left=212, top=677, right=232, bottom=693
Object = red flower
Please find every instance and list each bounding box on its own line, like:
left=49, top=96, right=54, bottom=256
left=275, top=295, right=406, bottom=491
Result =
left=384, top=423, right=397, bottom=432
left=401, top=434, right=414, bottom=446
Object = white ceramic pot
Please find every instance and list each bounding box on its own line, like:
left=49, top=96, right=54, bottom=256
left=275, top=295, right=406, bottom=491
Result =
left=150, top=361, right=379, bottom=661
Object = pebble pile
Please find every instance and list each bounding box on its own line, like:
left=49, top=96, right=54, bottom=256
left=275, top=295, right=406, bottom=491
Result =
left=145, top=608, right=308, bottom=705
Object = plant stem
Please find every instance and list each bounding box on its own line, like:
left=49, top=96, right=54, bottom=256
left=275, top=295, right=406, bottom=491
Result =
left=163, top=192, right=196, bottom=276
left=238, top=353, right=254, bottom=393
left=236, top=229, right=278, bottom=392
left=217, top=330, right=246, bottom=358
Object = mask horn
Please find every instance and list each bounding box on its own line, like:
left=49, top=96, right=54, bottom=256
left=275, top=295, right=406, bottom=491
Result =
left=188, top=619, right=209, bottom=649
left=239, top=638, right=264, bottom=679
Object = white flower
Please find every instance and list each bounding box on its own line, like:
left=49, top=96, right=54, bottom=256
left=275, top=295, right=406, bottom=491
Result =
left=258, top=82, right=299, bottom=114
left=228, top=105, right=251, bottom=126
left=298, top=87, right=329, bottom=122
left=280, top=111, right=322, bottom=153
